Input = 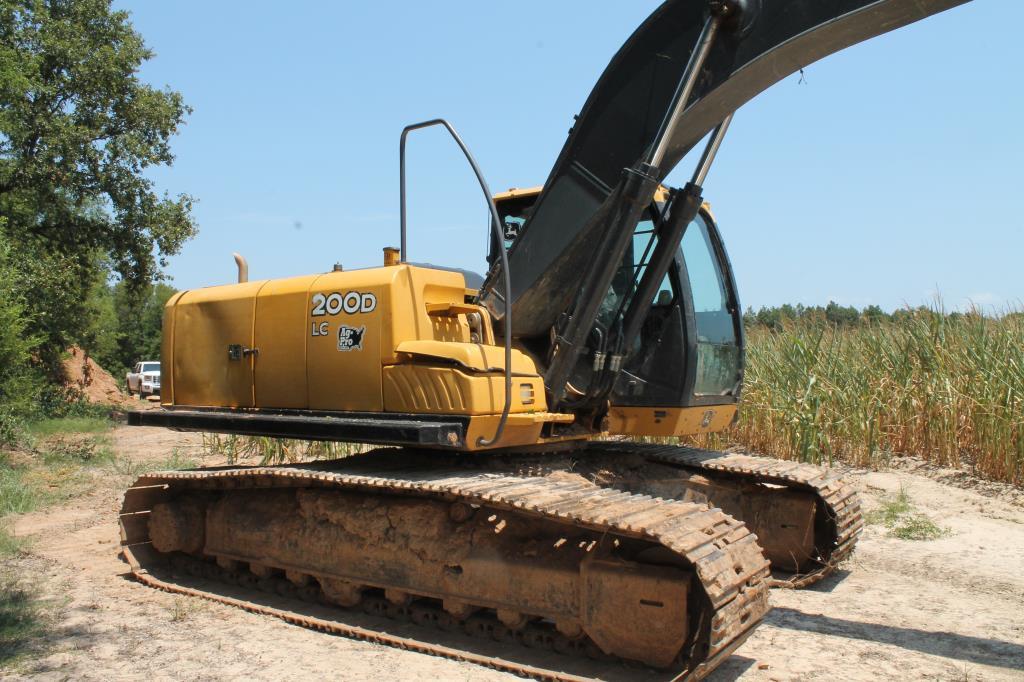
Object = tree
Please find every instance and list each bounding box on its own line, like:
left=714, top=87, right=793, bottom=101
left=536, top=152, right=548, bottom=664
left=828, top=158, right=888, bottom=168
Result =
left=824, top=301, right=860, bottom=327
left=72, top=277, right=177, bottom=377
left=111, top=280, right=175, bottom=374
left=863, top=304, right=889, bottom=324
left=0, top=0, right=195, bottom=364
left=0, top=226, right=40, bottom=415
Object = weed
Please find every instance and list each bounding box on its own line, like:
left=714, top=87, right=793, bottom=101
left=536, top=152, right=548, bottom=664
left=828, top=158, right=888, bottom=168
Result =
left=168, top=597, right=203, bottom=622
left=0, top=410, right=26, bottom=449
left=0, top=466, right=43, bottom=516
left=108, top=456, right=146, bottom=478
left=160, top=448, right=198, bottom=471
left=110, top=448, right=197, bottom=477
left=865, top=488, right=914, bottom=526
left=889, top=513, right=948, bottom=541
left=867, top=487, right=949, bottom=541
left=0, top=524, right=23, bottom=558
left=203, top=433, right=368, bottom=465
left=40, top=435, right=114, bottom=466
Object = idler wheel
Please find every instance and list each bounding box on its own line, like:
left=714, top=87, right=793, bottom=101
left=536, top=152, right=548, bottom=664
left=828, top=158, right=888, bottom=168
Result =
left=149, top=498, right=206, bottom=554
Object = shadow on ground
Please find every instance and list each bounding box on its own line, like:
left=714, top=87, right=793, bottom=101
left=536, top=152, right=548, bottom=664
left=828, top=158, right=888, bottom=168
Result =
left=704, top=654, right=756, bottom=680
left=771, top=606, right=1024, bottom=670
left=0, top=567, right=49, bottom=666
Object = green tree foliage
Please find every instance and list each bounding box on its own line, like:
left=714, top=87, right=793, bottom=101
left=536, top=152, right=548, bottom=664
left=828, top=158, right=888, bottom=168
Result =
left=0, top=226, right=42, bottom=442
left=0, top=0, right=195, bottom=371
left=86, top=280, right=175, bottom=377
left=744, top=301, right=897, bottom=331
left=0, top=227, right=38, bottom=406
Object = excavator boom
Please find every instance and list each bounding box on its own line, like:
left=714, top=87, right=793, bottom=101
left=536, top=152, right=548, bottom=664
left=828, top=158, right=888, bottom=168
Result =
left=480, top=0, right=969, bottom=342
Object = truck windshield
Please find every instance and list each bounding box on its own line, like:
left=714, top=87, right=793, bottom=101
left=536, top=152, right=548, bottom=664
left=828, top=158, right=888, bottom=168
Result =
left=142, top=363, right=160, bottom=373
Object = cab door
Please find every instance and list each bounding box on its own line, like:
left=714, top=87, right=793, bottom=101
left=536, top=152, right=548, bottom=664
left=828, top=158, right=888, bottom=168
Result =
left=678, top=209, right=743, bottom=402
left=611, top=207, right=743, bottom=407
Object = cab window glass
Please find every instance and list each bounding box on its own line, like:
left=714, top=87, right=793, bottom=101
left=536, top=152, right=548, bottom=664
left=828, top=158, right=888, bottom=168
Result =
left=494, top=195, right=536, bottom=252
left=627, top=224, right=674, bottom=306
left=682, top=214, right=740, bottom=395
left=599, top=210, right=675, bottom=326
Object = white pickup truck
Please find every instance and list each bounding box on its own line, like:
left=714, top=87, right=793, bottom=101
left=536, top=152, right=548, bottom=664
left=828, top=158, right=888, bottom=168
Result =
left=126, top=361, right=161, bottom=398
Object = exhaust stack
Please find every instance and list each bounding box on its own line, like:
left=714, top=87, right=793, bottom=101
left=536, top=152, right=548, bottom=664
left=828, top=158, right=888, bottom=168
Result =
left=232, top=253, right=248, bottom=283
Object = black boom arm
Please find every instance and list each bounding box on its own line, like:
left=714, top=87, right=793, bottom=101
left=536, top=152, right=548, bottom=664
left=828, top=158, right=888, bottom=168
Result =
left=476, top=0, right=969, bottom=406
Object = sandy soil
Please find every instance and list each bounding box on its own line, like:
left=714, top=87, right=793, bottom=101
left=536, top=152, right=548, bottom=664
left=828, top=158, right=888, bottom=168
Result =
left=4, top=426, right=1023, bottom=681
left=61, top=346, right=129, bottom=406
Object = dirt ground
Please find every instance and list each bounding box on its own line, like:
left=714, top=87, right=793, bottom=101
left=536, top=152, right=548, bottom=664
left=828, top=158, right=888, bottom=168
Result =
left=60, top=346, right=130, bottom=406
left=4, top=426, right=1023, bottom=681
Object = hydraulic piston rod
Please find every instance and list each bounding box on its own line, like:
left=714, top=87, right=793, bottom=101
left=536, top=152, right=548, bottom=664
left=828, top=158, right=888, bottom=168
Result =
left=544, top=6, right=732, bottom=408
left=644, top=10, right=724, bottom=169
left=692, top=112, right=733, bottom=187
left=615, top=113, right=734, bottom=373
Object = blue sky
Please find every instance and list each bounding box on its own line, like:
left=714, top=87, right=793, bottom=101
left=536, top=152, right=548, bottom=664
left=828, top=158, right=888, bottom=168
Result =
left=120, top=0, right=1022, bottom=313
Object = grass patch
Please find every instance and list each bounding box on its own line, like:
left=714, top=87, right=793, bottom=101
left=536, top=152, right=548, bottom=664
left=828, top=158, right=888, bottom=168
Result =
left=110, top=448, right=198, bottom=478
left=0, top=434, right=115, bottom=519
left=865, top=488, right=914, bottom=526
left=0, top=466, right=42, bottom=516
left=0, top=568, right=51, bottom=667
left=167, top=596, right=205, bottom=622
left=0, top=525, right=23, bottom=558
left=26, top=416, right=112, bottom=438
left=39, top=435, right=115, bottom=467
left=0, top=411, right=116, bottom=667
left=889, top=513, right=948, bottom=541
left=867, top=487, right=949, bottom=541
left=18, top=464, right=89, bottom=508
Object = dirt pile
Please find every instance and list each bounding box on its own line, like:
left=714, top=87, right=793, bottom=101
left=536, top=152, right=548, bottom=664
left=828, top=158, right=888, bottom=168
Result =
left=61, top=346, right=126, bottom=404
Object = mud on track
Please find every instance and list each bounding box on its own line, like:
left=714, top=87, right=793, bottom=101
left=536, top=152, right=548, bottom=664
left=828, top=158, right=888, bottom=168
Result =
left=4, top=425, right=1024, bottom=681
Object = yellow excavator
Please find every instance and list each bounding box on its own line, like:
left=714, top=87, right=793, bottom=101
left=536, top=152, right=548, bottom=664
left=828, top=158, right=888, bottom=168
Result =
left=120, top=1, right=970, bottom=678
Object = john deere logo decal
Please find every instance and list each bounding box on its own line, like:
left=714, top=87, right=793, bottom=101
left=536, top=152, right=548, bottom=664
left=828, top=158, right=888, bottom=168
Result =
left=337, top=325, right=365, bottom=352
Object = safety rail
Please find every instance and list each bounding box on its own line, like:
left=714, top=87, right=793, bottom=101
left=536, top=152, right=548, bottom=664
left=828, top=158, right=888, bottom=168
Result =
left=398, top=119, right=513, bottom=447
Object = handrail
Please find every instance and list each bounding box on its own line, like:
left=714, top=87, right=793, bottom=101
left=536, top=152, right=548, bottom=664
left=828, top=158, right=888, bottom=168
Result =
left=398, top=119, right=513, bottom=448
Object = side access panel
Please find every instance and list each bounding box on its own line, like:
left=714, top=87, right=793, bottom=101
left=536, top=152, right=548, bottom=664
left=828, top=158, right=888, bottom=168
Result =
left=160, top=290, right=187, bottom=406
left=306, top=270, right=385, bottom=412
left=253, top=275, right=320, bottom=409
left=171, top=281, right=265, bottom=408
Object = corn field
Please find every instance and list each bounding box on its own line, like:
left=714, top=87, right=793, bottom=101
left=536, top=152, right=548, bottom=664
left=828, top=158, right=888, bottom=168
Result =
left=690, top=309, right=1023, bottom=485
left=202, top=434, right=371, bottom=466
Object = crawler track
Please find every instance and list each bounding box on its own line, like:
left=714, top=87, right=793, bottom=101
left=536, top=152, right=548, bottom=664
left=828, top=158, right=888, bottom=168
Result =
left=120, top=456, right=770, bottom=681
left=592, top=443, right=864, bottom=587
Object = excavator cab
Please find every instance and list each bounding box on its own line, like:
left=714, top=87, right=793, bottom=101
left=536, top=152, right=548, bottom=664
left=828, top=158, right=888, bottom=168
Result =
left=491, top=187, right=744, bottom=436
